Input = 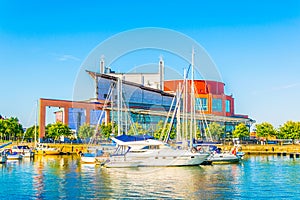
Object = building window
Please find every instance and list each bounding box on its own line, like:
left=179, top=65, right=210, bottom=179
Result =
left=226, top=100, right=231, bottom=113
left=212, top=98, right=222, bottom=112
left=195, top=98, right=208, bottom=111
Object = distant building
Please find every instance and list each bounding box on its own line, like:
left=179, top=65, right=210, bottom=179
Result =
left=41, top=57, right=254, bottom=139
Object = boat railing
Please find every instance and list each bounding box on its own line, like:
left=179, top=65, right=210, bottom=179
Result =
left=111, top=145, right=131, bottom=156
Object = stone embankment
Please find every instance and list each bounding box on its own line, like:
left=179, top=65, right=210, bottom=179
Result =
left=218, top=144, right=300, bottom=158
left=2, top=142, right=300, bottom=157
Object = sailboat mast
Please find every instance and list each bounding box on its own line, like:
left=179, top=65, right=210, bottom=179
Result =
left=111, top=84, right=115, bottom=135
left=184, top=68, right=188, bottom=146
left=117, top=77, right=121, bottom=136
left=190, top=48, right=195, bottom=148
left=176, top=83, right=181, bottom=142
left=34, top=100, right=38, bottom=147
left=120, top=75, right=124, bottom=135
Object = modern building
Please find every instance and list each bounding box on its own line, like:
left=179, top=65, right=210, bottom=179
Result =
left=39, top=57, right=254, bottom=139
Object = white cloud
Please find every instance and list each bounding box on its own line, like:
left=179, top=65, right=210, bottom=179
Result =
left=58, top=54, right=81, bottom=62
left=251, top=83, right=300, bottom=96
left=272, top=83, right=300, bottom=91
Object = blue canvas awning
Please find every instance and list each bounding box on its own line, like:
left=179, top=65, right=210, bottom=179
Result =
left=0, top=142, right=12, bottom=149
left=115, top=134, right=154, bottom=142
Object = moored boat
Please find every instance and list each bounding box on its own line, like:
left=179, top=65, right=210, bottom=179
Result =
left=11, top=145, right=34, bottom=158
left=80, top=148, right=105, bottom=164
left=6, top=150, right=23, bottom=160
left=197, top=144, right=244, bottom=164
left=35, top=143, right=61, bottom=155
left=102, top=135, right=210, bottom=168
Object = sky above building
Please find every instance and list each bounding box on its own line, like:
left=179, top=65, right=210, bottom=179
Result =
left=0, top=0, right=300, bottom=128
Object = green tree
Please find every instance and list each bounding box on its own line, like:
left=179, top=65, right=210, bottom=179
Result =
left=127, top=122, right=148, bottom=135
left=206, top=122, right=225, bottom=141
left=99, top=122, right=117, bottom=139
left=233, top=123, right=249, bottom=140
left=0, top=117, right=24, bottom=141
left=47, top=122, right=72, bottom=140
left=78, top=123, right=95, bottom=139
left=24, top=125, right=39, bottom=141
left=45, top=123, right=52, bottom=137
left=153, top=120, right=176, bottom=140
left=279, top=121, right=300, bottom=141
left=255, top=122, right=276, bottom=139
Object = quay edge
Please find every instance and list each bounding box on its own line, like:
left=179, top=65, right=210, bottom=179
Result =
left=217, top=144, right=300, bottom=155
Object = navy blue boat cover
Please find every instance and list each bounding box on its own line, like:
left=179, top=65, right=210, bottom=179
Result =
left=115, top=134, right=154, bottom=142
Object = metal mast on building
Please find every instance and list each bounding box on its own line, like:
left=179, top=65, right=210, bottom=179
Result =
left=100, top=55, right=105, bottom=74
left=159, top=56, right=164, bottom=91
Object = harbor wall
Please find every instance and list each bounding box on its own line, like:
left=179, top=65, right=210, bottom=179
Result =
left=218, top=144, right=300, bottom=155
left=2, top=142, right=300, bottom=155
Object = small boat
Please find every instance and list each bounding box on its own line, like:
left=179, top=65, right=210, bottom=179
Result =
left=80, top=148, right=104, bottom=164
left=11, top=145, right=34, bottom=158
left=35, top=143, right=61, bottom=155
left=5, top=150, right=23, bottom=160
left=196, top=144, right=244, bottom=164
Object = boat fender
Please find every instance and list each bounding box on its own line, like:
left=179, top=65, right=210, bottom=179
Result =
left=196, top=146, right=202, bottom=151
left=191, top=147, right=197, bottom=153
left=231, top=148, right=237, bottom=155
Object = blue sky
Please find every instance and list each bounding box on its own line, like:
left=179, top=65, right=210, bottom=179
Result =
left=0, top=0, right=300, bottom=128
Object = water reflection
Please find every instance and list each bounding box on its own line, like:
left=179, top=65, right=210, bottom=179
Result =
left=0, top=155, right=299, bottom=199
left=100, top=165, right=243, bottom=199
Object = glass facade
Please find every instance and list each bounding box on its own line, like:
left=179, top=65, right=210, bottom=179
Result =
left=98, top=78, right=114, bottom=100
left=195, top=98, right=208, bottom=111
left=226, top=100, right=231, bottom=113
left=212, top=98, right=222, bottom=112
left=90, top=110, right=105, bottom=125
left=110, top=111, right=167, bottom=136
left=68, top=108, right=86, bottom=130
left=97, top=76, right=175, bottom=135
left=98, top=77, right=173, bottom=111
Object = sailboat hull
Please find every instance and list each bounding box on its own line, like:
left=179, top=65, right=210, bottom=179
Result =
left=103, top=149, right=210, bottom=168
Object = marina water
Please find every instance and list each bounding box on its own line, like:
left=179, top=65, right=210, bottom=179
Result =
left=1, top=155, right=299, bottom=199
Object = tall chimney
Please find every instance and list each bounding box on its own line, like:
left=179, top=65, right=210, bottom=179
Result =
left=159, top=56, right=164, bottom=91
left=100, top=55, right=105, bottom=74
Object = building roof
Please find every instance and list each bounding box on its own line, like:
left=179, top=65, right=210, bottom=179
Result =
left=86, top=70, right=174, bottom=97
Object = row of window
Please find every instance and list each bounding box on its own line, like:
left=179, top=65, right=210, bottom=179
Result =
left=68, top=108, right=105, bottom=130
left=195, top=98, right=231, bottom=113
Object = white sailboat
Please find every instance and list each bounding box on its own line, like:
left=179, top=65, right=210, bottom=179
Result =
left=196, top=144, right=243, bottom=164
left=11, top=145, right=34, bottom=158
left=80, top=82, right=116, bottom=164
left=102, top=50, right=210, bottom=168
left=103, top=135, right=209, bottom=168
left=32, top=100, right=61, bottom=156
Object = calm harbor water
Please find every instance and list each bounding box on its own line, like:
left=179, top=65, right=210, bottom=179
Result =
left=1, top=154, right=300, bottom=199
